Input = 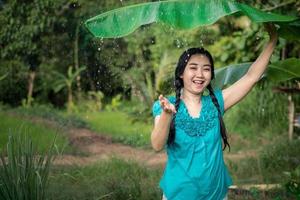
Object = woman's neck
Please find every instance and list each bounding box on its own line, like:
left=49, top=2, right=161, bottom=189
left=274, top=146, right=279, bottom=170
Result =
left=181, top=89, right=202, bottom=104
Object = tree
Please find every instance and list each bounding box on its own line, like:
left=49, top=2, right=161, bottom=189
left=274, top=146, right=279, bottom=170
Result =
left=0, top=0, right=66, bottom=106
left=52, top=66, right=86, bottom=112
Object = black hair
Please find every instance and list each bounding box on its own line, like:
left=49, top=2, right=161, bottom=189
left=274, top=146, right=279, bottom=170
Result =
left=167, top=47, right=230, bottom=151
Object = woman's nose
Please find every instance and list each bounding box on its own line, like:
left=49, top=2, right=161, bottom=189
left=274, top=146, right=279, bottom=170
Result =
left=196, top=69, right=204, bottom=77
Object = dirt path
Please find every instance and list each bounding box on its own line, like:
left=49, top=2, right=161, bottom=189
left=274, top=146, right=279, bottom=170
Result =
left=54, top=128, right=167, bottom=167
left=54, top=127, right=257, bottom=167
left=6, top=111, right=257, bottom=167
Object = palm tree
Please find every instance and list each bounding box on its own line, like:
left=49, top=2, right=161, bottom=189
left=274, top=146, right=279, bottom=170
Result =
left=52, top=66, right=86, bottom=112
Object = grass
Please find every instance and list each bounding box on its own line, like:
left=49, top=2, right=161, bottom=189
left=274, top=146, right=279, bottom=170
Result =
left=82, top=111, right=152, bottom=147
left=47, top=157, right=295, bottom=200
left=0, top=134, right=54, bottom=200
left=226, top=137, right=300, bottom=195
left=12, top=104, right=89, bottom=129
left=0, top=112, right=71, bottom=153
left=48, top=158, right=162, bottom=200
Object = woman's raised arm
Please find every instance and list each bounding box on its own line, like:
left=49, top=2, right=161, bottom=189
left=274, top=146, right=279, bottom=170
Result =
left=222, top=23, right=278, bottom=111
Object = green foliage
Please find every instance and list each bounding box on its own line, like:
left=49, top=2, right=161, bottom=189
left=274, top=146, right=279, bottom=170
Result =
left=284, top=165, right=300, bottom=199
left=227, top=156, right=261, bottom=184
left=267, top=58, right=300, bottom=82
left=84, top=0, right=297, bottom=38
left=77, top=91, right=105, bottom=112
left=0, top=111, right=71, bottom=153
left=52, top=66, right=86, bottom=112
left=13, top=104, right=89, bottom=129
left=0, top=134, right=55, bottom=200
left=0, top=60, right=28, bottom=106
left=225, top=83, right=288, bottom=138
left=105, top=94, right=122, bottom=111
left=0, top=73, right=8, bottom=81
left=48, top=158, right=162, bottom=200
left=83, top=110, right=151, bottom=147
left=259, top=139, right=300, bottom=183
left=53, top=66, right=86, bottom=93
left=124, top=102, right=153, bottom=124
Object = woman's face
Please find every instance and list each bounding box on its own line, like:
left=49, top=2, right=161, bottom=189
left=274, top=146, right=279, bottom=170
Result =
left=180, top=54, right=212, bottom=95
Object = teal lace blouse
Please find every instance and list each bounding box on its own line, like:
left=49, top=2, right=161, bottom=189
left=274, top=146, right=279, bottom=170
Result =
left=152, top=89, right=232, bottom=200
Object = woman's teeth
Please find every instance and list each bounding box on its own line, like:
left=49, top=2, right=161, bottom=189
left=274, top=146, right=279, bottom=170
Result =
left=193, top=80, right=204, bottom=85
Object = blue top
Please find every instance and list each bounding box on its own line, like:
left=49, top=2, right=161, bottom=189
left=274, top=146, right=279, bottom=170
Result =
left=152, top=89, right=232, bottom=200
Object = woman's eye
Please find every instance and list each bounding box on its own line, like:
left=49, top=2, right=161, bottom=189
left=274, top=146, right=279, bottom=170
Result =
left=204, top=68, right=211, bottom=71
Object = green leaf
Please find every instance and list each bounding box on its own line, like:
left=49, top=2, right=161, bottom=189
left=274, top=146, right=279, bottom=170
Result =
left=53, top=83, right=65, bottom=93
left=214, top=63, right=251, bottom=88
left=213, top=58, right=300, bottom=88
left=0, top=73, right=8, bottom=81
left=266, top=58, right=300, bottom=82
left=277, top=20, right=300, bottom=41
left=84, top=0, right=298, bottom=38
left=70, top=66, right=86, bottom=80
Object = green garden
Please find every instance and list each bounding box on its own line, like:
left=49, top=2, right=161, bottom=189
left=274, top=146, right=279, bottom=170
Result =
left=0, top=0, right=300, bottom=199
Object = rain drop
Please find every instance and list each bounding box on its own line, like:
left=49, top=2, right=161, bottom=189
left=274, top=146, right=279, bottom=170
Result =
left=175, top=39, right=181, bottom=48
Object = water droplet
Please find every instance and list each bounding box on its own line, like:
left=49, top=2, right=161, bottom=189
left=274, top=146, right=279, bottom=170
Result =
left=175, top=39, right=181, bottom=48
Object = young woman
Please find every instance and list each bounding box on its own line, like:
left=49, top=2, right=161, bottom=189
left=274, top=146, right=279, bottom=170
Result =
left=151, top=24, right=278, bottom=200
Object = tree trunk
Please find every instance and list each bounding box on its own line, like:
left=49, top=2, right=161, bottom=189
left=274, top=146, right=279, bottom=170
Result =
left=74, top=24, right=82, bottom=100
left=67, top=85, right=73, bottom=113
left=288, top=94, right=294, bottom=141
left=281, top=45, right=286, bottom=60
left=27, top=70, right=36, bottom=106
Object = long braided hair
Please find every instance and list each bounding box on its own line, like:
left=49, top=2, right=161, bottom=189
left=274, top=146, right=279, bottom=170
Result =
left=167, top=47, right=230, bottom=151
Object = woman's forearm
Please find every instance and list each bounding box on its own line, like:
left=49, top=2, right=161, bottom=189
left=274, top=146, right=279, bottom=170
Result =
left=246, top=34, right=278, bottom=82
left=151, top=111, right=173, bottom=151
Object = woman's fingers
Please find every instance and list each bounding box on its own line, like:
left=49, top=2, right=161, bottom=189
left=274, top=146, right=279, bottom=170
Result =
left=158, top=94, right=176, bottom=114
left=264, top=22, right=278, bottom=40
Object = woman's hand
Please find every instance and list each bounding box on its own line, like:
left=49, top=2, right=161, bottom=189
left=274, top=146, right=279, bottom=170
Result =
left=264, top=22, right=278, bottom=42
left=158, top=94, right=177, bottom=114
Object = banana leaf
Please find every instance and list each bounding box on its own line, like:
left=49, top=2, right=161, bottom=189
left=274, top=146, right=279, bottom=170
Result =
left=277, top=20, right=300, bottom=41
left=213, top=58, right=300, bottom=88
left=84, top=0, right=299, bottom=39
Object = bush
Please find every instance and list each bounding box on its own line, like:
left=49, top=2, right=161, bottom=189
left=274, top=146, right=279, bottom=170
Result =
left=76, top=91, right=105, bottom=113
left=0, top=60, right=28, bottom=106
left=259, top=139, right=300, bottom=183
left=13, top=104, right=89, bottom=129
left=284, top=165, right=300, bottom=199
left=224, top=83, right=288, bottom=138
left=0, top=134, right=55, bottom=200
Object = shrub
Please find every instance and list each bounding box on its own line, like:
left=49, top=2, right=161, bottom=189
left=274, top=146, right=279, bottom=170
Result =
left=0, top=134, right=55, bottom=200
left=284, top=165, right=300, bottom=199
left=259, top=139, right=300, bottom=183
left=13, top=104, right=89, bottom=129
